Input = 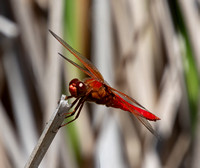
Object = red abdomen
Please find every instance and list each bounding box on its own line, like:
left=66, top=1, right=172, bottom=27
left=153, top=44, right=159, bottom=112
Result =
left=110, top=94, right=160, bottom=121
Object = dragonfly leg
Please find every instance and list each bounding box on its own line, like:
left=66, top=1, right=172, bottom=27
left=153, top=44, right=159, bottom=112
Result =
left=58, top=95, right=74, bottom=104
left=60, top=97, right=80, bottom=116
left=60, top=90, right=91, bottom=128
left=60, top=101, right=85, bottom=127
left=64, top=98, right=83, bottom=118
left=65, top=95, right=74, bottom=100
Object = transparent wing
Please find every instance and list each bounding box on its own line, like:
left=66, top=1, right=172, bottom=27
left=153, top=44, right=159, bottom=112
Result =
left=107, top=85, right=160, bottom=136
left=58, top=53, right=93, bottom=78
left=136, top=116, right=160, bottom=138
left=108, top=85, right=160, bottom=120
left=49, top=30, right=104, bottom=82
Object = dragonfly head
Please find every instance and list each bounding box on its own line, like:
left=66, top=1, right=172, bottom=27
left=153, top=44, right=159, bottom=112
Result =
left=69, top=78, right=87, bottom=97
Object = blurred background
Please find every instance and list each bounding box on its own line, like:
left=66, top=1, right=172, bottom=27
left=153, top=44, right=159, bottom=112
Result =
left=0, top=0, right=200, bottom=168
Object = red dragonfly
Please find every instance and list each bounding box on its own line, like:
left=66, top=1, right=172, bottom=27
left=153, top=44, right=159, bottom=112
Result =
left=49, top=30, right=160, bottom=136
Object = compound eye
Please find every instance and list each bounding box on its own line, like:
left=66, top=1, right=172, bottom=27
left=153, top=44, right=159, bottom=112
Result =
left=77, top=81, right=86, bottom=93
left=69, top=78, right=80, bottom=97
left=69, top=78, right=79, bottom=86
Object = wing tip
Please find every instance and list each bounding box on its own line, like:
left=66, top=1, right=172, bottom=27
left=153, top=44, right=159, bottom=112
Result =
left=48, top=29, right=53, bottom=35
left=49, top=29, right=59, bottom=40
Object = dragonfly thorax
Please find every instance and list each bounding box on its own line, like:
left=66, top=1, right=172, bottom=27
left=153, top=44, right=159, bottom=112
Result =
left=69, top=78, right=87, bottom=97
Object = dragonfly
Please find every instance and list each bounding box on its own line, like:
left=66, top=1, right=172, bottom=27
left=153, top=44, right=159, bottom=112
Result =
left=49, top=30, right=160, bottom=136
